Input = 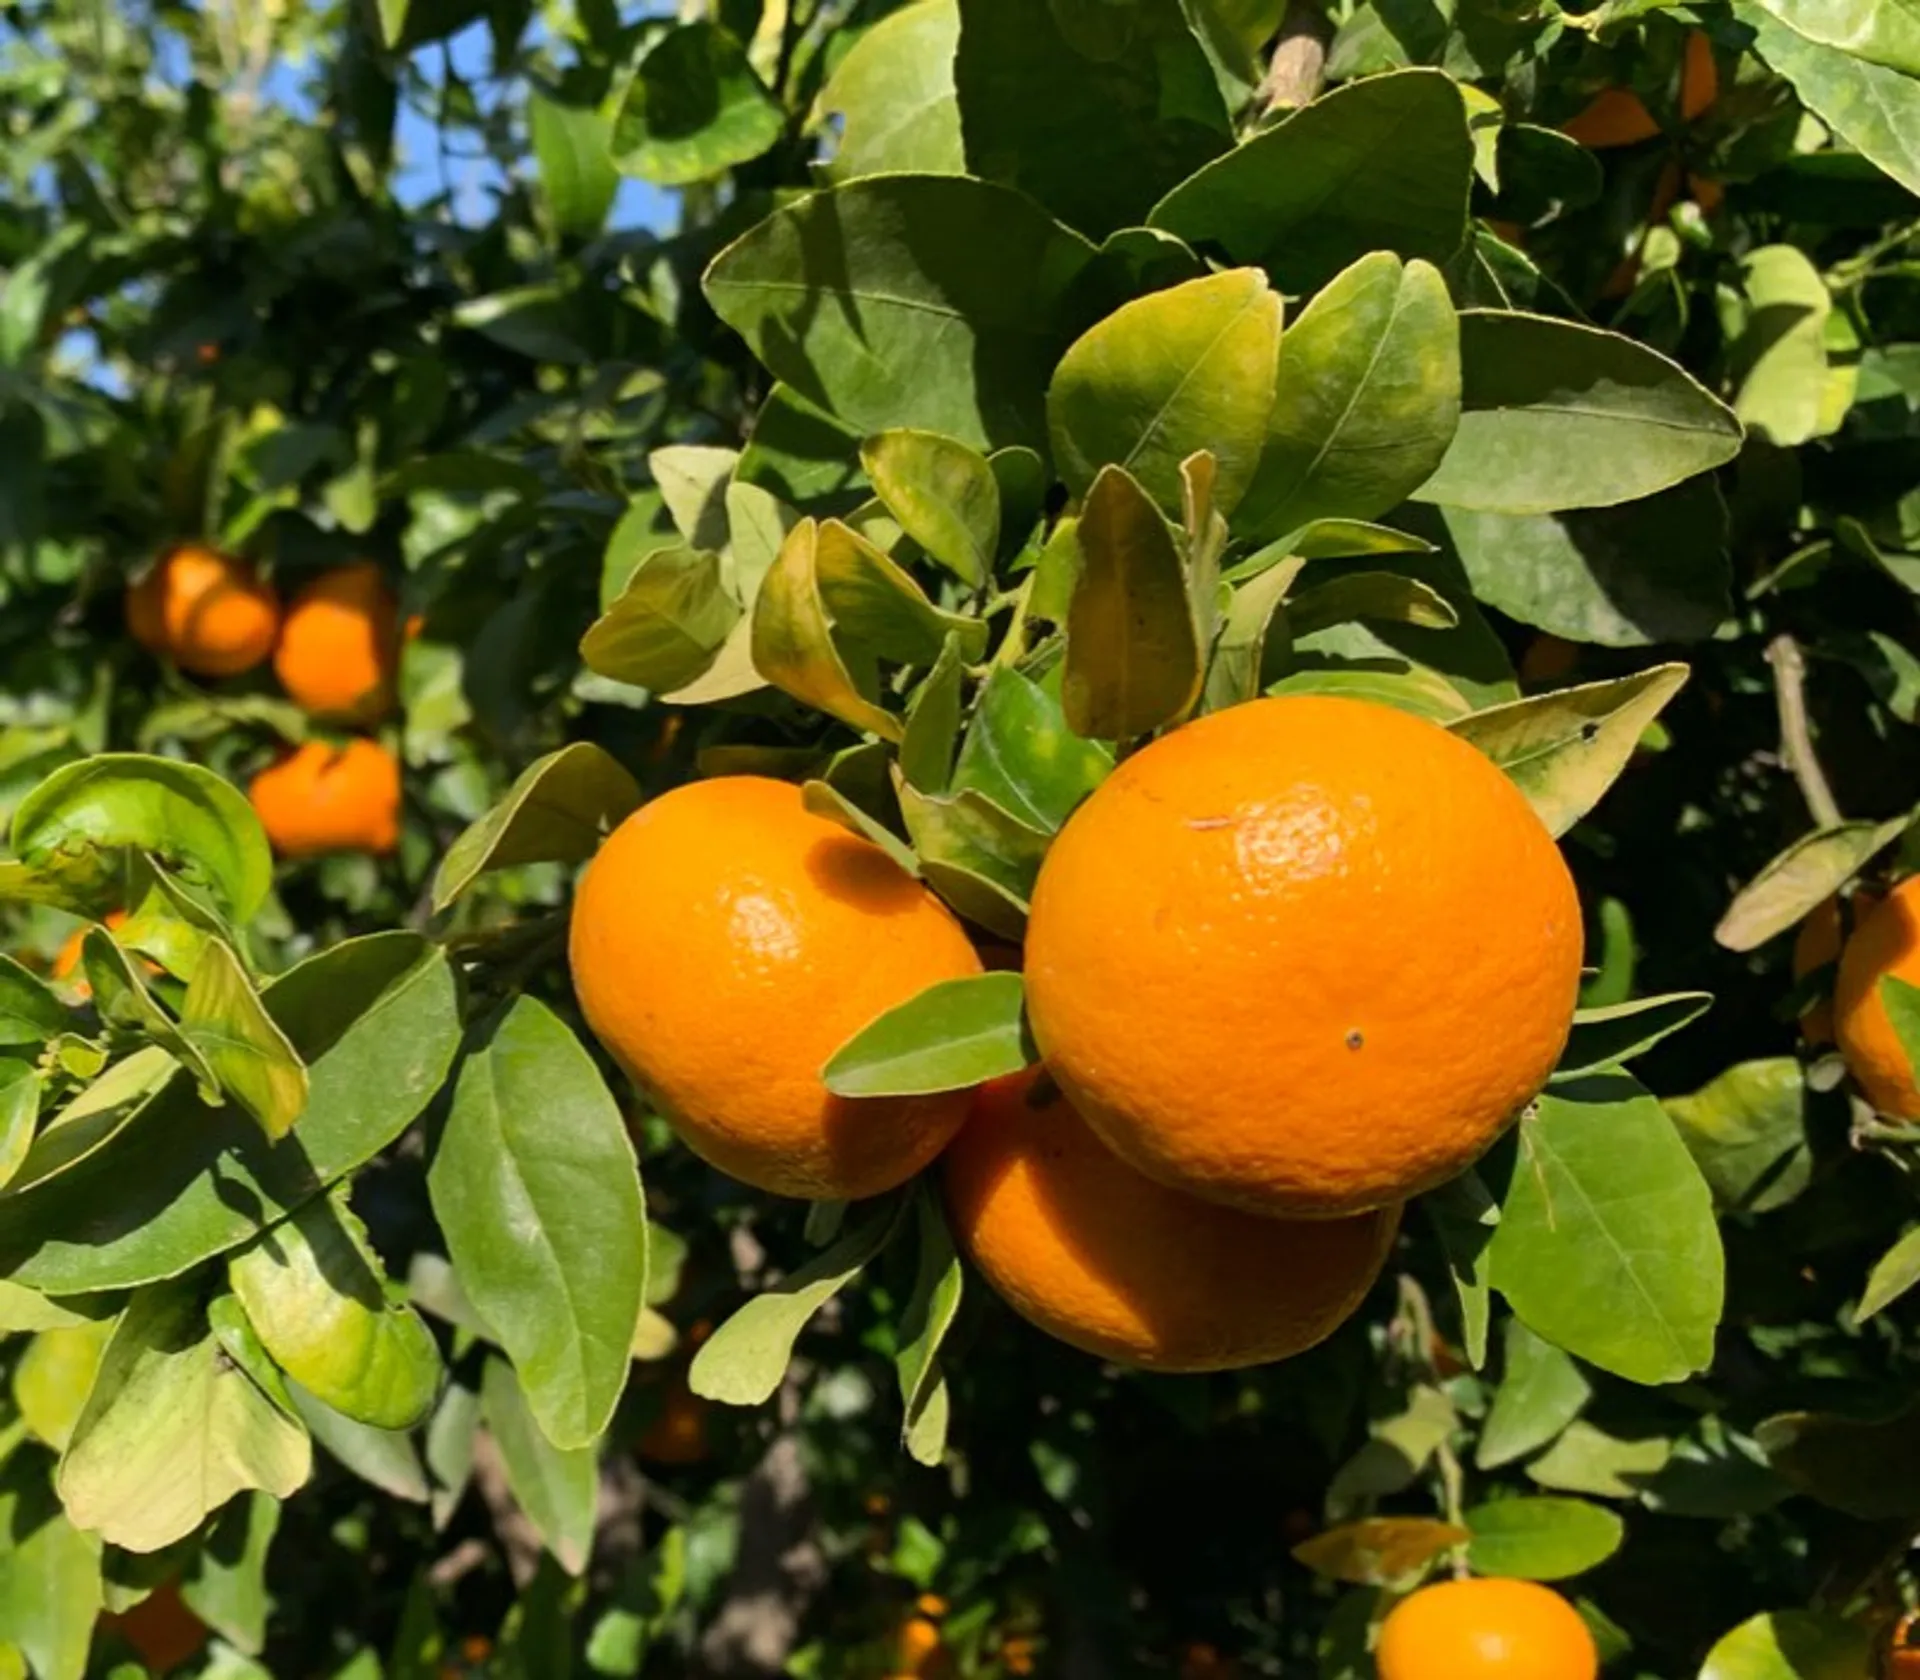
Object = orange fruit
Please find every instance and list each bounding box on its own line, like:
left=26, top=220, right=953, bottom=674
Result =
left=636, top=1380, right=710, bottom=1466
left=1023, top=696, right=1582, bottom=1219
left=248, top=738, right=402, bottom=857
left=1681, top=29, right=1719, bottom=122
left=274, top=562, right=401, bottom=720
left=125, top=546, right=280, bottom=677
left=1836, top=877, right=1920, bottom=1117
left=1888, top=1613, right=1920, bottom=1677
left=1796, top=892, right=1879, bottom=1046
left=569, top=777, right=983, bottom=1199
left=1376, top=1578, right=1597, bottom=1680
left=1562, top=85, right=1658, bottom=149
left=898, top=1616, right=944, bottom=1671
left=52, top=909, right=128, bottom=983
left=944, top=1071, right=1399, bottom=1371
left=101, top=1582, right=208, bottom=1675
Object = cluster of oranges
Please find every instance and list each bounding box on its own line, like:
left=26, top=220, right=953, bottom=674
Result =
left=125, top=546, right=403, bottom=857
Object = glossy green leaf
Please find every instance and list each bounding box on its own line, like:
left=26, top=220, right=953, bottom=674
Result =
left=181, top=941, right=308, bottom=1142
left=181, top=1493, right=279, bottom=1656
left=1047, top=268, right=1281, bottom=516
left=480, top=1357, right=596, bottom=1576
left=611, top=22, right=782, bottom=186
left=1528, top=1421, right=1673, bottom=1494
left=1286, top=571, right=1458, bottom=638
left=1477, top=1319, right=1592, bottom=1471
left=58, top=1281, right=312, bottom=1553
left=14, top=1318, right=113, bottom=1452
left=529, top=93, right=618, bottom=239
left=898, top=636, right=967, bottom=797
left=1746, top=0, right=1920, bottom=74
left=1664, top=1059, right=1813, bottom=1215
left=823, top=973, right=1032, bottom=1097
left=1227, top=521, right=1435, bottom=580
left=1239, top=254, right=1459, bottom=541
left=954, top=0, right=1230, bottom=238
left=896, top=781, right=1051, bottom=935
left=229, top=1192, right=442, bottom=1431
left=953, top=665, right=1111, bottom=830
left=0, top=1452, right=100, bottom=1680
left=0, top=955, right=64, bottom=1048
left=80, top=929, right=217, bottom=1100
left=1063, top=465, right=1201, bottom=739
left=1415, top=313, right=1743, bottom=514
left=11, top=756, right=272, bottom=923
left=817, top=0, right=965, bottom=181
left=734, top=383, right=868, bottom=506
left=1267, top=662, right=1472, bottom=722
left=704, top=175, right=1096, bottom=453
left=1486, top=1074, right=1723, bottom=1386
left=1449, top=664, right=1689, bottom=837
left=1149, top=69, right=1473, bottom=293
left=690, top=1208, right=902, bottom=1406
left=1555, top=993, right=1713, bottom=1079
left=1462, top=1497, right=1623, bottom=1582
left=0, top=1060, right=38, bottom=1192
left=433, top=744, right=641, bottom=913
left=1698, top=1611, right=1875, bottom=1680
left=860, top=429, right=998, bottom=588
left=428, top=997, right=646, bottom=1451
left=896, top=1187, right=963, bottom=1467
left=0, top=935, right=460, bottom=1295
left=580, top=545, right=741, bottom=694
left=1714, top=819, right=1907, bottom=952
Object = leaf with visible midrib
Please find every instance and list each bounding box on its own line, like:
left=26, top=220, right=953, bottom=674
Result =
left=823, top=973, right=1033, bottom=1097
left=1714, top=818, right=1907, bottom=952
left=181, top=940, right=309, bottom=1141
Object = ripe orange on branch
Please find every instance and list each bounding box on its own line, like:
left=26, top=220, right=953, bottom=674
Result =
left=125, top=545, right=280, bottom=677
left=1836, top=877, right=1920, bottom=1117
left=943, top=1070, right=1398, bottom=1372
left=274, top=561, right=401, bottom=720
left=1024, top=695, right=1582, bottom=1220
left=569, top=776, right=982, bottom=1200
left=249, top=738, right=402, bottom=857
left=99, top=1582, right=209, bottom=1675
left=1376, top=1578, right=1598, bottom=1680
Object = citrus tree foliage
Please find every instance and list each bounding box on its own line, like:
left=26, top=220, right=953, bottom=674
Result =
left=4, top=0, right=1920, bottom=1675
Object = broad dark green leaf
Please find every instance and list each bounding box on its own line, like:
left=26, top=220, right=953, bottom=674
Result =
left=817, top=0, right=965, bottom=181
left=611, top=22, right=783, bottom=186
left=58, top=1282, right=312, bottom=1553
left=529, top=93, right=618, bottom=239
left=690, top=1208, right=902, bottom=1406
left=1477, top=1319, right=1592, bottom=1471
left=181, top=1494, right=278, bottom=1656
left=229, top=1192, right=443, bottom=1431
left=1699, top=1611, right=1876, bottom=1680
left=481, top=1357, right=597, bottom=1575
left=0, top=956, right=63, bottom=1048
left=0, top=1452, right=99, bottom=1680
left=822, top=972, right=1031, bottom=1097
left=861, top=429, right=998, bottom=587
left=1449, top=664, right=1689, bottom=837
left=0, top=935, right=459, bottom=1295
left=181, top=941, right=308, bottom=1141
left=704, top=176, right=1096, bottom=452
left=1149, top=70, right=1473, bottom=293
left=1486, top=1074, right=1722, bottom=1385
left=1463, top=1497, right=1623, bottom=1581
left=1063, top=465, right=1201, bottom=739
left=896, top=1187, right=963, bottom=1467
left=952, top=665, right=1112, bottom=830
left=579, top=545, right=741, bottom=694
left=954, top=0, right=1230, bottom=238
left=428, top=997, right=645, bottom=1451
left=11, top=756, right=272, bottom=923
left=1714, top=819, right=1906, bottom=952
left=734, top=384, right=868, bottom=507
left=1239, top=254, right=1459, bottom=541
left=1047, top=268, right=1281, bottom=516
left=1664, top=1059, right=1813, bottom=1214
left=1415, top=313, right=1743, bottom=514
left=1555, top=993, right=1713, bottom=1079
left=433, top=743, right=641, bottom=913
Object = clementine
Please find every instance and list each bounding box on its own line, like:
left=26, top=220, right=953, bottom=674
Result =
left=1023, top=696, right=1582, bottom=1219
left=1681, top=28, right=1719, bottom=122
left=1836, top=876, right=1920, bottom=1117
left=1796, top=892, right=1878, bottom=1046
left=569, top=777, right=983, bottom=1199
left=1376, top=1578, right=1597, bottom=1680
left=943, top=1071, right=1399, bottom=1372
left=52, top=908, right=128, bottom=984
left=274, top=562, right=401, bottom=719
left=125, top=545, right=280, bottom=677
left=100, top=1582, right=208, bottom=1676
left=248, top=738, right=402, bottom=857
left=1562, top=85, right=1658, bottom=149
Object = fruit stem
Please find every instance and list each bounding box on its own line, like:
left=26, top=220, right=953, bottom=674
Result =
left=1766, top=632, right=1843, bottom=829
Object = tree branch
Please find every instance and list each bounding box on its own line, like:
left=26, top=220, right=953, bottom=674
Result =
left=1260, top=0, right=1333, bottom=114
left=1766, top=632, right=1843, bottom=829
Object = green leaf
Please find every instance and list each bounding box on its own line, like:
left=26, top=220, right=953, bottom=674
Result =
left=14, top=1319, right=113, bottom=1452
left=1731, top=245, right=1835, bottom=448
left=899, top=636, right=968, bottom=797
left=649, top=445, right=738, bottom=552
left=1745, top=0, right=1920, bottom=74
left=1286, top=571, right=1458, bottom=638
left=376, top=0, right=409, bottom=47
left=433, top=744, right=641, bottom=913
left=1698, top=1612, right=1875, bottom=1680
left=1063, top=465, right=1202, bottom=739
left=480, top=1357, right=597, bottom=1575
left=954, top=0, right=1230, bottom=238
left=1047, top=268, right=1282, bottom=516
left=0, top=1453, right=100, bottom=1680
left=1858, top=1226, right=1920, bottom=1320
left=734, top=384, right=868, bottom=507
left=428, top=997, right=646, bottom=1451
left=1462, top=1497, right=1623, bottom=1582
left=1477, top=1319, right=1592, bottom=1471
left=1664, top=1059, right=1812, bottom=1215
left=611, top=22, right=783, bottom=186
left=689, top=1208, right=902, bottom=1406
left=1238, top=254, right=1459, bottom=541
left=1524, top=1420, right=1671, bottom=1498
left=861, top=429, right=999, bottom=587
left=58, top=1282, right=312, bottom=1553
left=181, top=1494, right=278, bottom=1656
left=801, top=781, right=922, bottom=877
left=1267, top=662, right=1471, bottom=722
left=1414, top=312, right=1744, bottom=514
left=11, top=756, right=272, bottom=924
left=0, top=1281, right=103, bottom=1334
left=1227, top=520, right=1435, bottom=579
left=1485, top=1074, right=1723, bottom=1386
left=752, top=520, right=899, bottom=740
left=0, top=934, right=460, bottom=1295
left=0, top=1061, right=38, bottom=1192
left=1426, top=1173, right=1496, bottom=1369
left=1290, top=1518, right=1469, bottom=1587
left=580, top=545, right=742, bottom=695
left=229, top=1192, right=443, bottom=1431
left=2, top=1045, right=175, bottom=1200
left=1437, top=477, right=1731, bottom=649
left=1882, top=975, right=1920, bottom=1096
left=1555, top=993, right=1713, bottom=1079
left=1449, top=664, right=1689, bottom=837
left=181, top=941, right=309, bottom=1142
left=896, top=783, right=1052, bottom=935
left=529, top=93, right=618, bottom=239
left=288, top=1380, right=431, bottom=1503
left=1714, top=819, right=1907, bottom=952
left=1736, top=3, right=1920, bottom=195
left=79, top=931, right=218, bottom=1101
left=896, top=1187, right=963, bottom=1467
left=1149, top=69, right=1473, bottom=293
left=822, top=972, right=1032, bottom=1097
left=817, top=0, right=965, bottom=181
left=0, top=956, right=64, bottom=1048
left=952, top=665, right=1113, bottom=830
left=704, top=176, right=1096, bottom=452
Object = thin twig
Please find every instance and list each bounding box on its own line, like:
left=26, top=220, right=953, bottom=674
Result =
left=1766, top=632, right=1843, bottom=829
left=1260, top=0, right=1334, bottom=114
